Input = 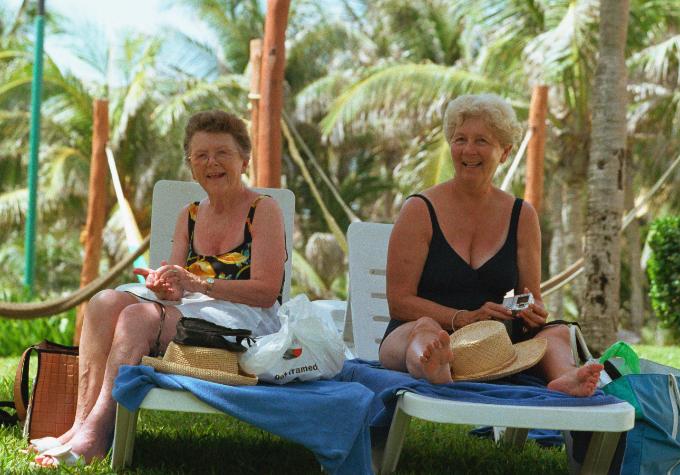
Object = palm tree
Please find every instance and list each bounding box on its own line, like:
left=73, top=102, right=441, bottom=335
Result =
left=582, top=0, right=629, bottom=353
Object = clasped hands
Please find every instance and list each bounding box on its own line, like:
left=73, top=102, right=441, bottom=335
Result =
left=453, top=287, right=548, bottom=330
left=133, top=260, right=198, bottom=301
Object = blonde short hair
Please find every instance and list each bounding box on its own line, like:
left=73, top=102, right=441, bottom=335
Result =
left=443, top=94, right=523, bottom=148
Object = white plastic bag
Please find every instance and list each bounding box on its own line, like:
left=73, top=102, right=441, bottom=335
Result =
left=240, top=295, right=346, bottom=384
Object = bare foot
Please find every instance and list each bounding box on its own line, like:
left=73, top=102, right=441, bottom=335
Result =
left=34, top=426, right=106, bottom=466
left=22, top=426, right=78, bottom=455
left=547, top=363, right=603, bottom=397
left=418, top=330, right=453, bottom=384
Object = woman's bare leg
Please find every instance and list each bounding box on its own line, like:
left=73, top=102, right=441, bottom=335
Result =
left=41, top=290, right=139, bottom=447
left=35, top=302, right=181, bottom=465
left=536, top=325, right=603, bottom=397
left=380, top=317, right=452, bottom=384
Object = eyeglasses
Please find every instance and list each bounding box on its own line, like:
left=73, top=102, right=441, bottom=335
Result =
left=187, top=150, right=239, bottom=163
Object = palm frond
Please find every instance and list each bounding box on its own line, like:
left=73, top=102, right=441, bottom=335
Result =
left=394, top=130, right=452, bottom=192
left=523, top=0, right=599, bottom=85
left=110, top=37, right=164, bottom=148
left=151, top=75, right=248, bottom=135
left=0, top=188, right=26, bottom=228
left=293, top=73, right=353, bottom=124
left=628, top=35, right=680, bottom=86
left=320, top=63, right=499, bottom=143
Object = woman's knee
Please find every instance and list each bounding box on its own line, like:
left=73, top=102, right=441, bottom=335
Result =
left=89, top=289, right=122, bottom=308
left=411, top=316, right=443, bottom=334
left=114, top=304, right=159, bottom=344
left=86, top=289, right=131, bottom=323
left=538, top=323, right=570, bottom=342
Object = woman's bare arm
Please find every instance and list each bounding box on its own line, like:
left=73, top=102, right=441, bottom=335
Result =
left=515, top=201, right=549, bottom=327
left=387, top=197, right=462, bottom=330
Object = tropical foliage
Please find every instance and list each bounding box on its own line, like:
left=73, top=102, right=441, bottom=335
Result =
left=647, top=216, right=680, bottom=339
left=0, top=0, right=678, bottom=345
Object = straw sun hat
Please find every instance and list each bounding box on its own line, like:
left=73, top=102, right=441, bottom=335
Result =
left=142, top=342, right=258, bottom=386
left=450, top=320, right=547, bottom=381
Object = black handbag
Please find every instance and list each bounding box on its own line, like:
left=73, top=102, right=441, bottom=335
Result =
left=173, top=317, right=254, bottom=353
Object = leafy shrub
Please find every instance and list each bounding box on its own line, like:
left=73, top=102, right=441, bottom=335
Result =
left=647, top=216, right=680, bottom=340
left=0, top=288, right=75, bottom=357
left=0, top=314, right=75, bottom=357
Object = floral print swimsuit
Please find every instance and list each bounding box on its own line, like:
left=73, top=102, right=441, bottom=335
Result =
left=184, top=195, right=267, bottom=281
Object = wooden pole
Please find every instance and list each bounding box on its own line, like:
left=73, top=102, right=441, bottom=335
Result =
left=248, top=38, right=263, bottom=186
left=256, top=0, right=290, bottom=188
left=75, top=99, right=109, bottom=345
left=524, top=85, right=548, bottom=213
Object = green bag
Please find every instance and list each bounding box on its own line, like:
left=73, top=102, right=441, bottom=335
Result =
left=599, top=341, right=640, bottom=376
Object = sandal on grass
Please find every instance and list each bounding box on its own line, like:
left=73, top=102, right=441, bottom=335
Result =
left=30, top=444, right=83, bottom=469
left=20, top=436, right=62, bottom=455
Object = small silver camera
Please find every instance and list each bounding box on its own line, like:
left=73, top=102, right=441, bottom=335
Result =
left=503, top=292, right=534, bottom=316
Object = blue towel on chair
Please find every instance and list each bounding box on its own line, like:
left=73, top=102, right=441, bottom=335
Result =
left=113, top=365, right=374, bottom=475
left=336, top=359, right=623, bottom=446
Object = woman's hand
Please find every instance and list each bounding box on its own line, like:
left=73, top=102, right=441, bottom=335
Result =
left=153, top=261, right=206, bottom=294
left=515, top=287, right=548, bottom=328
left=133, top=263, right=183, bottom=301
left=454, top=302, right=513, bottom=329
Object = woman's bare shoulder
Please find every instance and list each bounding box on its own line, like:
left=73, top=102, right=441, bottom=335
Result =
left=517, top=198, right=539, bottom=230
left=250, top=193, right=283, bottom=226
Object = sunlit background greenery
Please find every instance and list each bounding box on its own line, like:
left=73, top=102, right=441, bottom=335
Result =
left=1, top=0, right=679, bottom=349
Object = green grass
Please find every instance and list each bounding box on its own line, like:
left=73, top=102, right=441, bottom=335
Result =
left=0, top=346, right=677, bottom=474
left=631, top=344, right=680, bottom=367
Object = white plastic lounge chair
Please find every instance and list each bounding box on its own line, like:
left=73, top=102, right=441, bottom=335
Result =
left=346, top=221, right=635, bottom=475
left=111, top=180, right=295, bottom=469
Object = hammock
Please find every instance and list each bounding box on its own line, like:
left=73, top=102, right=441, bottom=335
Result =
left=0, top=236, right=149, bottom=319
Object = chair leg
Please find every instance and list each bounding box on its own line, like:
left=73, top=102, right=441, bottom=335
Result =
left=501, top=427, right=528, bottom=448
left=579, top=431, right=621, bottom=475
left=111, top=403, right=139, bottom=469
left=380, top=404, right=412, bottom=475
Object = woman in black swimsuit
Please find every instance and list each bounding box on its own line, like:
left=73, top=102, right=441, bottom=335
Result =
left=379, top=94, right=603, bottom=396
left=32, top=111, right=286, bottom=467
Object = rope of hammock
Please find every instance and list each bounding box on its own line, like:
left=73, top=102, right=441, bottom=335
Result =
left=0, top=235, right=150, bottom=319
left=500, top=128, right=533, bottom=191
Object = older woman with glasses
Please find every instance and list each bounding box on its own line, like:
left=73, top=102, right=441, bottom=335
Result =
left=31, top=111, right=286, bottom=467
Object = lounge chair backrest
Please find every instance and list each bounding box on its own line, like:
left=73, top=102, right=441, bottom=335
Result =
left=150, top=180, right=295, bottom=302
left=347, top=221, right=393, bottom=360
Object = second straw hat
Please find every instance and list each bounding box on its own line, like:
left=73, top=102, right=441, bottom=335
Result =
left=450, top=320, right=547, bottom=381
left=142, top=341, right=258, bottom=386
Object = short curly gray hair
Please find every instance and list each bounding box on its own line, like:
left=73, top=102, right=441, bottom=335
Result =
left=443, top=94, right=523, bottom=148
left=183, top=110, right=251, bottom=161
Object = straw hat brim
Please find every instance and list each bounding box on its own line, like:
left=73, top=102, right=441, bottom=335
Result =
left=452, top=337, right=547, bottom=382
left=141, top=355, right=258, bottom=386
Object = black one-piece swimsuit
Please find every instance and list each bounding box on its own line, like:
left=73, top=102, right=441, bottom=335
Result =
left=382, top=194, right=532, bottom=343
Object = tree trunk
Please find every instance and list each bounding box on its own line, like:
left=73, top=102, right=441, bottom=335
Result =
left=625, top=154, right=644, bottom=335
left=256, top=0, right=290, bottom=188
left=248, top=39, right=263, bottom=186
left=547, top=177, right=565, bottom=320
left=582, top=0, right=629, bottom=353
left=524, top=85, right=548, bottom=214
left=562, top=179, right=586, bottom=314
left=75, top=99, right=109, bottom=345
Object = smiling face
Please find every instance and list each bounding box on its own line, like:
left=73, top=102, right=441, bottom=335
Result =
left=188, top=131, right=248, bottom=191
left=449, top=116, right=512, bottom=187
